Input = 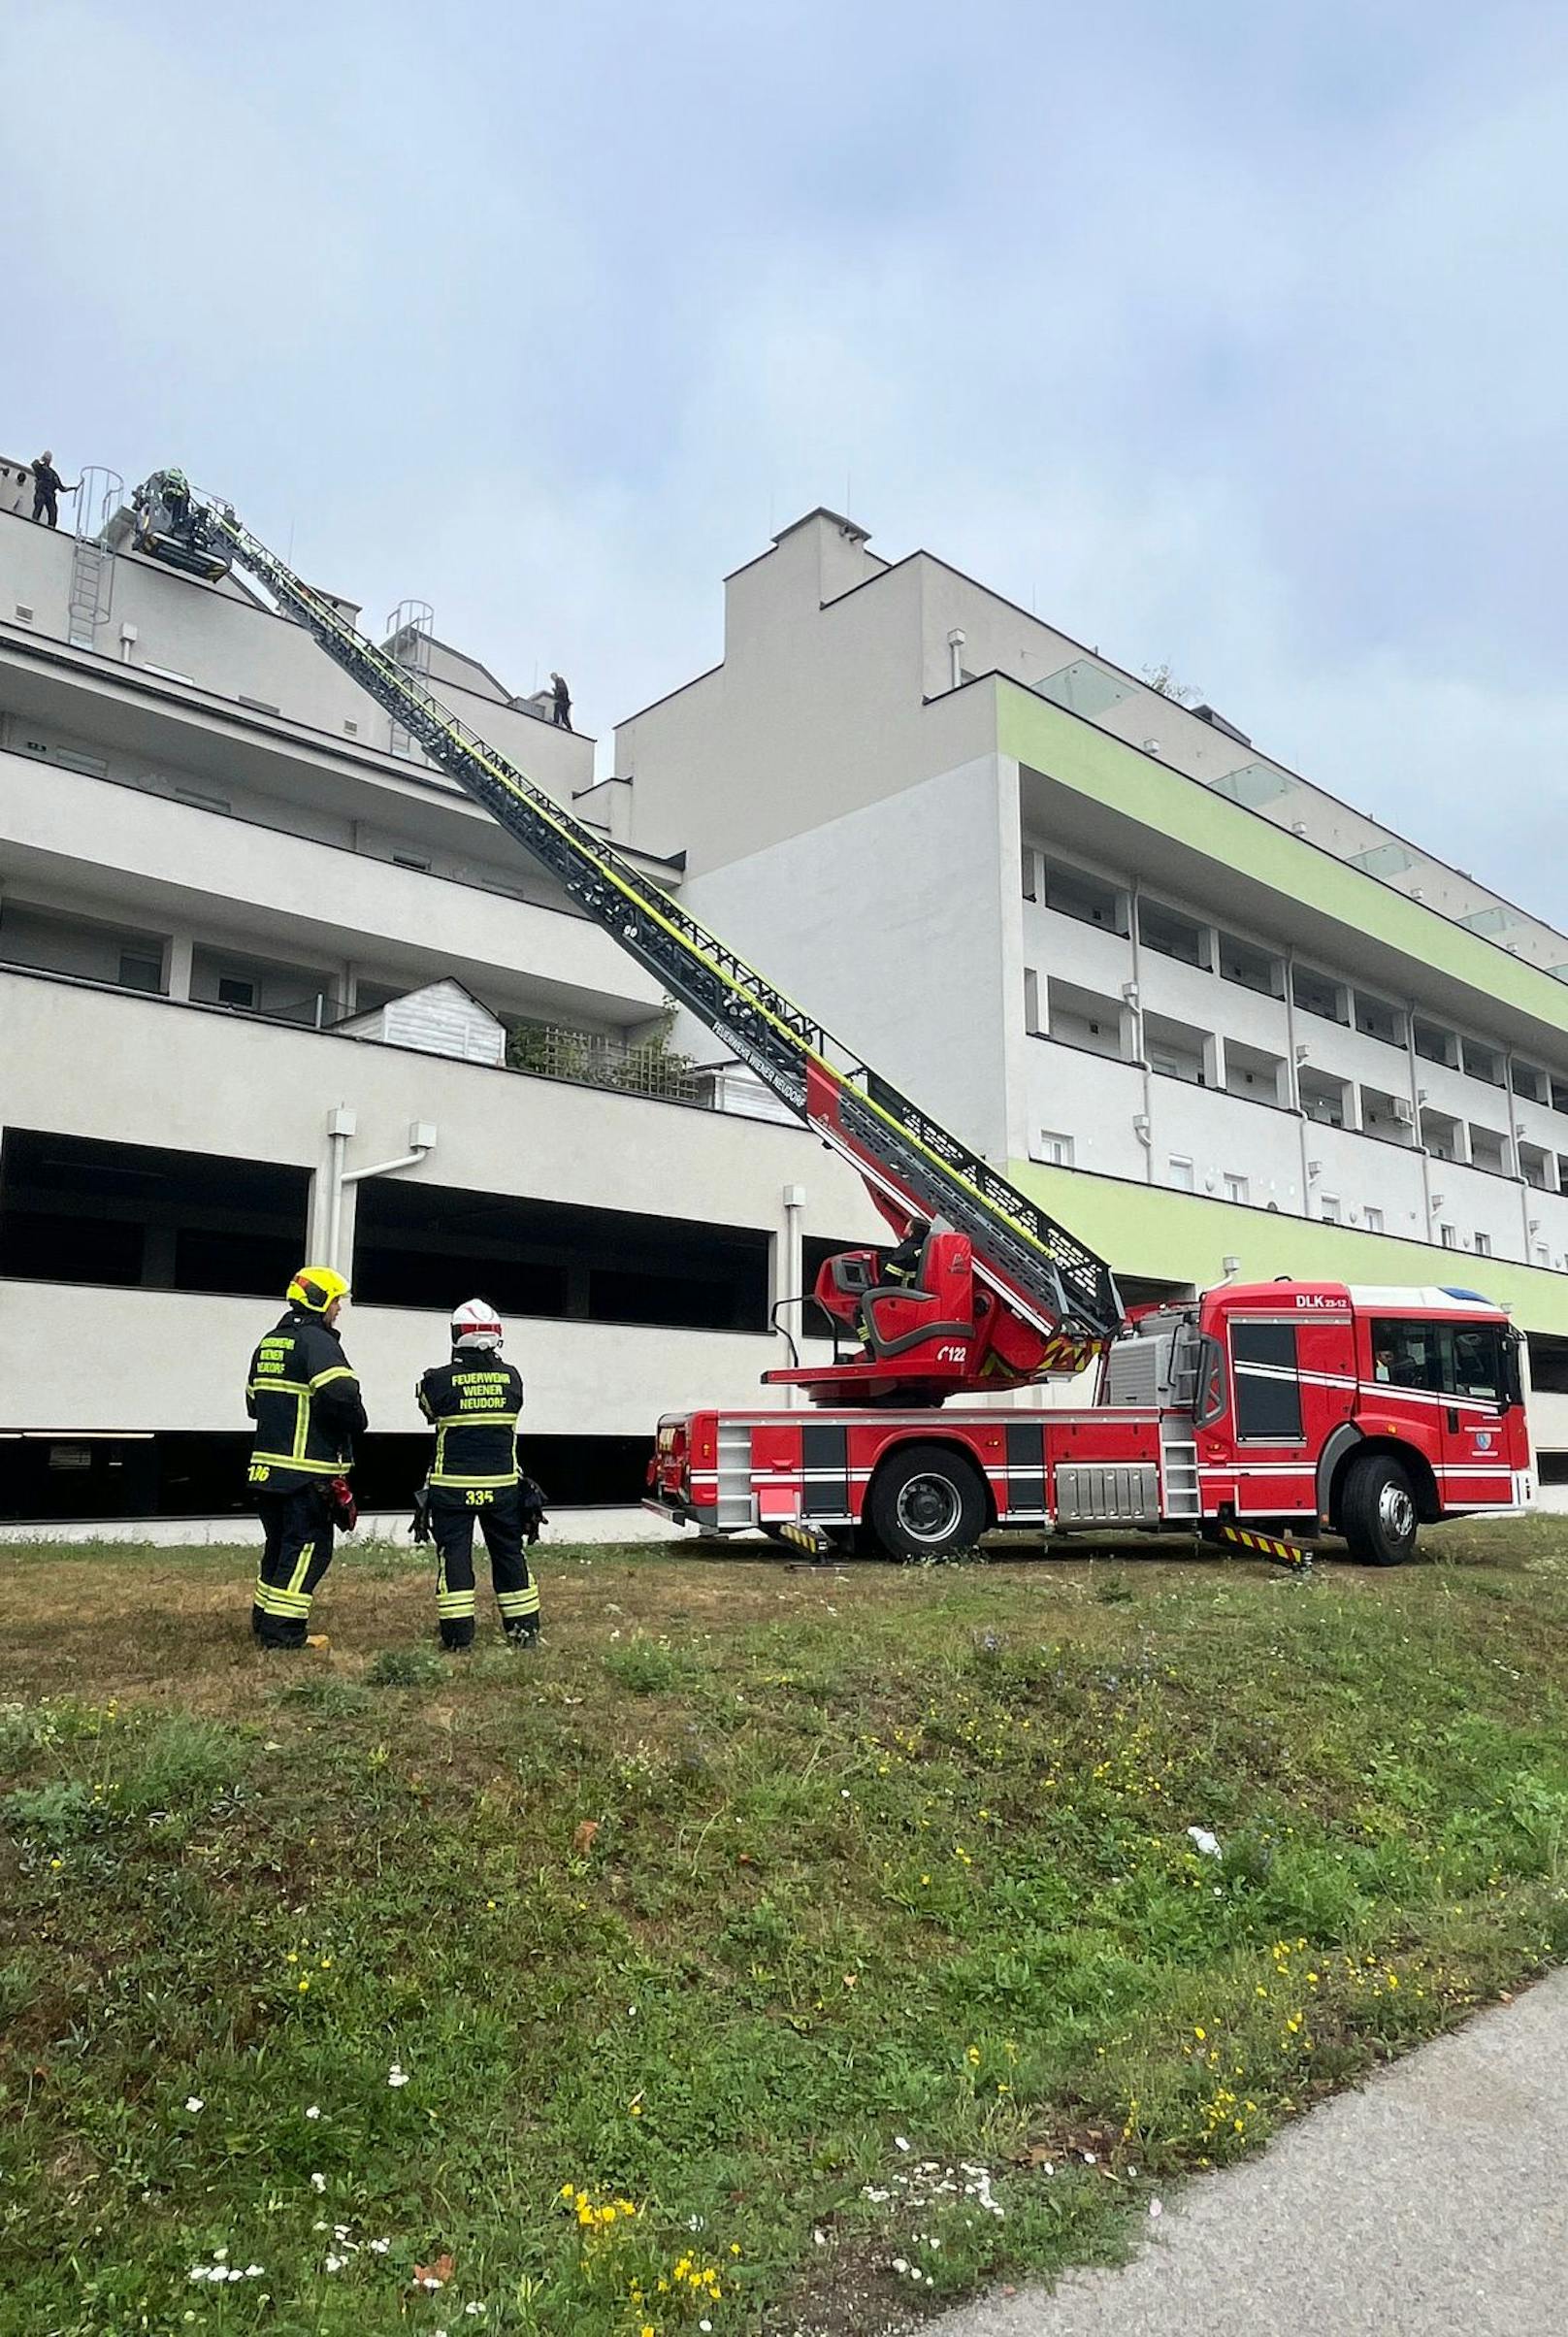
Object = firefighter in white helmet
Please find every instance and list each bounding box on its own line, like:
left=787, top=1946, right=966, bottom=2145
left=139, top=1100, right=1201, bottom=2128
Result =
left=413, top=1299, right=541, bottom=1648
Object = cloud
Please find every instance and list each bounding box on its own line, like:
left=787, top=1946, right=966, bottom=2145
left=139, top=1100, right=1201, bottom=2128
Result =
left=4, top=0, right=1566, bottom=913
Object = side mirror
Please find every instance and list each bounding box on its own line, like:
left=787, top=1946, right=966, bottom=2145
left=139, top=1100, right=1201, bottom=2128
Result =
left=1503, top=1331, right=1525, bottom=1411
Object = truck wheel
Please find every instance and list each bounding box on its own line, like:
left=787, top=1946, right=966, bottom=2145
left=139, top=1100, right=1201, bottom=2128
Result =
left=1340, top=1453, right=1419, bottom=1566
left=866, top=1444, right=989, bottom=1563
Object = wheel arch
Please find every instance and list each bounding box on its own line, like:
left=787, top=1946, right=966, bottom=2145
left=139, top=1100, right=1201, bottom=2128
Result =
left=1326, top=1432, right=1440, bottom=1527
left=865, top=1434, right=998, bottom=1532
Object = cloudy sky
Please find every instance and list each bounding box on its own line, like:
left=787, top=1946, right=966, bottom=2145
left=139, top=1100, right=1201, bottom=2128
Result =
left=5, top=0, right=1567, bottom=915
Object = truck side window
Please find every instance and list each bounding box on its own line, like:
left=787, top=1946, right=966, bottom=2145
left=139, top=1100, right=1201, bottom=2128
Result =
left=1230, top=1320, right=1303, bottom=1441
left=1444, top=1325, right=1503, bottom=1402
left=1370, top=1321, right=1440, bottom=1390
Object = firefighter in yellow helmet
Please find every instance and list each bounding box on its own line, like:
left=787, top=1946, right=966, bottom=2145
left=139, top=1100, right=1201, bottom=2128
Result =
left=245, top=1266, right=367, bottom=1647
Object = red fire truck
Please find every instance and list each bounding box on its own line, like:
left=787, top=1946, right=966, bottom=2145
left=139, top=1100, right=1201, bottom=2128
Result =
left=181, top=496, right=1535, bottom=1570
left=647, top=1273, right=1531, bottom=1567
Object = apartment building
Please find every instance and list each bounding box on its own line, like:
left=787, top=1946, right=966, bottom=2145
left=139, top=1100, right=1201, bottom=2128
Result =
left=614, top=509, right=1568, bottom=1465
left=0, top=470, right=879, bottom=1524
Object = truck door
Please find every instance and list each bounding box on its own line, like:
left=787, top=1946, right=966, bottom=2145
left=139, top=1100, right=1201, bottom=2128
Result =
left=1435, top=1320, right=1514, bottom=1509
left=1226, top=1316, right=1315, bottom=1516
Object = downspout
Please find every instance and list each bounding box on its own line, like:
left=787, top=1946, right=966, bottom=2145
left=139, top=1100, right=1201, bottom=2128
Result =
left=326, top=1112, right=438, bottom=1273
left=781, top=1182, right=805, bottom=1409
left=1127, top=882, right=1153, bottom=1182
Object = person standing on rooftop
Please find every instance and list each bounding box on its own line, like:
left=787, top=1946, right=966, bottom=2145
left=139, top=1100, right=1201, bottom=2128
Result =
left=549, top=671, right=572, bottom=729
left=30, top=451, right=79, bottom=530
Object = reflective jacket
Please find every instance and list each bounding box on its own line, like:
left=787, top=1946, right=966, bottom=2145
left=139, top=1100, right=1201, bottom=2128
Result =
left=245, top=1308, right=367, bottom=1495
left=417, top=1356, right=525, bottom=1491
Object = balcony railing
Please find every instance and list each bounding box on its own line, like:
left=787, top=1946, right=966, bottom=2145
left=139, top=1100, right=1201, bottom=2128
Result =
left=504, top=1020, right=705, bottom=1106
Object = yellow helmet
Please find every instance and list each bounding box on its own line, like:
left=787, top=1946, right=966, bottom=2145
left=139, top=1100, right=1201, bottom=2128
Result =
left=287, top=1265, right=349, bottom=1315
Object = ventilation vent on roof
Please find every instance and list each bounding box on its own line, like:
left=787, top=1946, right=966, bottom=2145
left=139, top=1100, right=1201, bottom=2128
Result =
left=14, top=603, right=34, bottom=623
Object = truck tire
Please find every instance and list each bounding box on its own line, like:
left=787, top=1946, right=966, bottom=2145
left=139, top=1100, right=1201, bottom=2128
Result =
left=866, top=1444, right=989, bottom=1563
left=1340, top=1452, right=1419, bottom=1566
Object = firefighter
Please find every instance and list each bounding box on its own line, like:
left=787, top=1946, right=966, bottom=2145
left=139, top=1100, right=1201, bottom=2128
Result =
left=880, top=1218, right=931, bottom=1289
left=245, top=1265, right=367, bottom=1648
left=416, top=1300, right=541, bottom=1649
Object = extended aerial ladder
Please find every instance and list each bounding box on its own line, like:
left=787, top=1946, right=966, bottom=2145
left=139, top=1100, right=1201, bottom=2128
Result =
left=187, top=494, right=1125, bottom=1387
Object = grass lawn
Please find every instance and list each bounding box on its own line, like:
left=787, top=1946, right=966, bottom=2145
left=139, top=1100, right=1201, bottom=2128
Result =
left=4, top=1522, right=1568, bottom=2337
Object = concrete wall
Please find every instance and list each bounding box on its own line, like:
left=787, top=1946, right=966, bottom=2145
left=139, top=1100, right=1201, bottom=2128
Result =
left=616, top=516, right=995, bottom=875
left=680, top=755, right=1020, bottom=1160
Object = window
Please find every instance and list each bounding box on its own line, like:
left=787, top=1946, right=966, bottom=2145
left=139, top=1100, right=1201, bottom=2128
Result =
left=1046, top=978, right=1126, bottom=1060
left=1373, top=1319, right=1505, bottom=1403
left=1462, top=1038, right=1506, bottom=1089
left=1034, top=1131, right=1074, bottom=1167
left=1552, top=1080, right=1568, bottom=1116
left=1513, top=1064, right=1547, bottom=1105
left=1320, top=1197, right=1341, bottom=1224
left=1354, top=992, right=1405, bottom=1047
left=117, top=949, right=163, bottom=994
left=1217, top=932, right=1280, bottom=997
left=1475, top=1231, right=1492, bottom=1258
left=0, top=1129, right=309, bottom=1298
left=216, top=975, right=257, bottom=1010
left=1231, top=1320, right=1303, bottom=1441
left=1440, top=1224, right=1458, bottom=1249
left=1223, top=1173, right=1249, bottom=1205
left=1469, top=1126, right=1510, bottom=1176
left=1364, top=1205, right=1385, bottom=1234
left=1536, top=1244, right=1552, bottom=1268
left=1020, top=851, right=1037, bottom=902
left=1292, top=966, right=1347, bottom=1024
left=1299, top=1070, right=1348, bottom=1128
left=1039, top=857, right=1126, bottom=933
left=1414, top=1020, right=1456, bottom=1068
left=352, top=1174, right=770, bottom=1333
left=1138, top=899, right=1207, bottom=968
left=1167, top=1156, right=1194, bottom=1192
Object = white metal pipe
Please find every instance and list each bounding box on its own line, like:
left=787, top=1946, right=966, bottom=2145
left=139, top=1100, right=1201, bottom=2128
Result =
left=342, top=1146, right=432, bottom=1188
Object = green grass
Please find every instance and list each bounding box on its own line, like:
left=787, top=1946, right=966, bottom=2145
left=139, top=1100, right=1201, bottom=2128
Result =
left=3, top=1520, right=1568, bottom=2336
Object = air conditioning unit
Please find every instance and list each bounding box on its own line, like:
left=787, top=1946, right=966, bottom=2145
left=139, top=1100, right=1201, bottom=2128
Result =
left=1391, top=1097, right=1416, bottom=1125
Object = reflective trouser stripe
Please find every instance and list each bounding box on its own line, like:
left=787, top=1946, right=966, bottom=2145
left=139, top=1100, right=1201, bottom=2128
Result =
left=254, top=1578, right=312, bottom=1616
left=497, top=1586, right=540, bottom=1618
left=437, top=1593, right=477, bottom=1616
left=250, top=1453, right=343, bottom=1475
left=286, top=1541, right=315, bottom=1597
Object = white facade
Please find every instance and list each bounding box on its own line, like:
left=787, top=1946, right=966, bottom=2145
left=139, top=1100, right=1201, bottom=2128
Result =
left=614, top=510, right=1568, bottom=1457
left=0, top=492, right=881, bottom=1524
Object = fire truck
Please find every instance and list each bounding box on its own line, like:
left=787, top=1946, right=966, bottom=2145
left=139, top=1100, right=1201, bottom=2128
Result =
left=171, top=491, right=1534, bottom=1570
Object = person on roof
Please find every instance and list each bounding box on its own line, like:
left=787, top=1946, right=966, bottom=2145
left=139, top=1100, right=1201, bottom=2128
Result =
left=245, top=1267, right=367, bottom=1647
left=549, top=672, right=572, bottom=729
left=414, top=1300, right=542, bottom=1650
left=31, top=451, right=80, bottom=530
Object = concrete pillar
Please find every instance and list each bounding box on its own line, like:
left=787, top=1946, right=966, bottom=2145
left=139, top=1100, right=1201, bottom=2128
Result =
left=166, top=933, right=193, bottom=1001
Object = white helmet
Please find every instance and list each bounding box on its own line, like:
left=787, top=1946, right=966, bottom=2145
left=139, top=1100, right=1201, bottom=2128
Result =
left=451, top=1298, right=503, bottom=1355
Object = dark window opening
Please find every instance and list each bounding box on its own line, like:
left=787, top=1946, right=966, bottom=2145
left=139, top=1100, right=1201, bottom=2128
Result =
left=1230, top=1318, right=1303, bottom=1440
left=1138, top=900, right=1207, bottom=968
left=0, top=1431, right=651, bottom=1523
left=351, top=1174, right=770, bottom=1333
left=0, top=1129, right=310, bottom=1299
